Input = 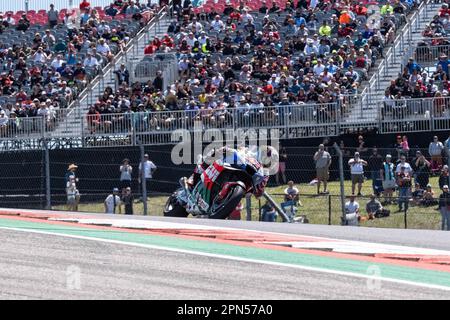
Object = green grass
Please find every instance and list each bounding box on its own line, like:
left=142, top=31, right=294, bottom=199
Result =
left=52, top=177, right=444, bottom=230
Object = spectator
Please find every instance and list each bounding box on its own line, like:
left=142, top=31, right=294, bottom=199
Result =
left=276, top=147, right=287, bottom=185
left=401, top=135, right=410, bottom=157
left=105, top=188, right=122, bottom=214
left=366, top=194, right=387, bottom=219
left=281, top=181, right=301, bottom=219
left=65, top=163, right=78, bottom=186
left=429, top=136, right=444, bottom=174
left=66, top=176, right=80, bottom=211
left=80, top=0, right=91, bottom=10
left=120, top=158, right=133, bottom=191
left=396, top=166, right=412, bottom=212
left=413, top=151, right=431, bottom=189
left=368, top=148, right=383, bottom=196
left=260, top=201, right=277, bottom=222
left=48, top=4, right=59, bottom=28
left=439, top=165, right=450, bottom=191
left=356, top=135, right=368, bottom=155
left=422, top=184, right=437, bottom=207
left=344, top=195, right=360, bottom=226
left=438, top=185, right=450, bottom=231
left=114, top=63, right=130, bottom=85
left=121, top=187, right=134, bottom=215
left=139, top=153, right=157, bottom=198
left=396, top=155, right=413, bottom=174
left=313, top=143, right=331, bottom=194
left=412, top=182, right=425, bottom=206
left=348, top=152, right=367, bottom=196
left=381, top=154, right=396, bottom=204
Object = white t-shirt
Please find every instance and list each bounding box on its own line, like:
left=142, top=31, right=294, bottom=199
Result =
left=396, top=162, right=412, bottom=174
left=139, top=160, right=157, bottom=179
left=349, top=159, right=364, bottom=174
left=105, top=194, right=121, bottom=214
left=345, top=201, right=359, bottom=214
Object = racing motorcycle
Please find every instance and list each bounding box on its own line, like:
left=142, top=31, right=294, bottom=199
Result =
left=163, top=153, right=265, bottom=219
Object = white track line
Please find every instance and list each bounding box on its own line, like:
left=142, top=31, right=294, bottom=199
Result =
left=1, top=226, right=450, bottom=293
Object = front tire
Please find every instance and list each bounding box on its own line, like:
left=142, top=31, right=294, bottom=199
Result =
left=163, top=192, right=188, bottom=217
left=209, top=183, right=245, bottom=219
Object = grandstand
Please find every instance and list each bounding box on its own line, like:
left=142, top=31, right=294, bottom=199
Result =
left=0, top=0, right=448, bottom=151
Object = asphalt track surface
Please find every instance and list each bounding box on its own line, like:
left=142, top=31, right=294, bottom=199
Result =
left=1, top=213, right=450, bottom=299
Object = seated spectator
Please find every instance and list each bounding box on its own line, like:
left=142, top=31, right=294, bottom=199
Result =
left=412, top=182, right=425, bottom=205
left=344, top=195, right=360, bottom=226
left=366, top=194, right=389, bottom=219
left=281, top=181, right=301, bottom=219
left=260, top=201, right=277, bottom=222
left=439, top=165, right=450, bottom=191
left=422, top=184, right=438, bottom=207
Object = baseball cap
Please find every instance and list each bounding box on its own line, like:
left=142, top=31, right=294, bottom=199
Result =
left=113, top=188, right=119, bottom=192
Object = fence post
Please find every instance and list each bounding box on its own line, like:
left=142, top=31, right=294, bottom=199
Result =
left=333, top=143, right=346, bottom=225
left=328, top=194, right=331, bottom=225
left=139, top=142, right=148, bottom=216
left=404, top=206, right=408, bottom=229
left=44, top=139, right=51, bottom=210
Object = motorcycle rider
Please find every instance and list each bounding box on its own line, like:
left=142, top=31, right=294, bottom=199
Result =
left=188, top=145, right=279, bottom=198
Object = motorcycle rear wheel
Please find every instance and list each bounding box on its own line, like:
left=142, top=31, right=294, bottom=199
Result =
left=209, top=183, right=245, bottom=219
left=163, top=192, right=189, bottom=217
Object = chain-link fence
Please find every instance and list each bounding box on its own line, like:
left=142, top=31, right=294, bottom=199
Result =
left=0, top=143, right=449, bottom=230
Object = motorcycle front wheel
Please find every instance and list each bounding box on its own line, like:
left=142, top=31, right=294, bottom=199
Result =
left=209, top=183, right=245, bottom=219
left=163, top=191, right=189, bottom=217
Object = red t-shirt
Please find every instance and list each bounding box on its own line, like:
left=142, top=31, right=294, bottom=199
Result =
left=79, top=1, right=90, bottom=10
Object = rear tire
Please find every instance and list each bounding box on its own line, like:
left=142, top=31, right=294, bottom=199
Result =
left=209, top=183, right=245, bottom=219
left=163, top=192, right=188, bottom=217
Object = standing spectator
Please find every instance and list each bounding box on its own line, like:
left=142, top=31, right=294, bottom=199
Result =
left=394, top=135, right=404, bottom=159
left=276, top=147, right=287, bottom=185
left=114, top=63, right=130, bottom=85
left=260, top=201, right=277, bottom=222
left=413, top=151, right=431, bottom=189
left=395, top=155, right=413, bottom=174
left=281, top=181, right=301, bottom=219
left=121, top=187, right=134, bottom=215
left=344, top=195, right=360, bottom=226
left=139, top=153, right=157, bottom=198
left=429, top=136, right=444, bottom=174
left=48, top=4, right=59, bottom=28
left=348, top=152, right=367, bottom=196
left=381, top=154, right=396, bottom=204
left=313, top=144, right=331, bottom=194
left=356, top=135, right=368, bottom=155
left=396, top=166, right=412, bottom=212
left=105, top=188, right=122, bottom=214
left=401, top=135, right=410, bottom=158
left=439, top=165, right=450, bottom=191
left=438, top=185, right=450, bottom=231
left=119, top=158, right=133, bottom=191
left=368, top=148, right=383, bottom=195
left=65, top=163, right=78, bottom=186
left=66, top=176, right=80, bottom=211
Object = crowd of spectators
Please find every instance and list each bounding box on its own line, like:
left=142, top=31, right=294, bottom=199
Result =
left=382, top=0, right=450, bottom=120
left=0, top=0, right=160, bottom=136
left=86, top=0, right=422, bottom=134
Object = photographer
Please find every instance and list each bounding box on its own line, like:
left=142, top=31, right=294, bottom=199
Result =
left=348, top=152, right=368, bottom=196
left=313, top=144, right=331, bottom=194
left=119, top=158, right=133, bottom=192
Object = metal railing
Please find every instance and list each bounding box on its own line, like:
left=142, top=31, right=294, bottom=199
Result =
left=2, top=0, right=116, bottom=12
left=401, top=43, right=450, bottom=69
left=378, top=96, right=450, bottom=133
